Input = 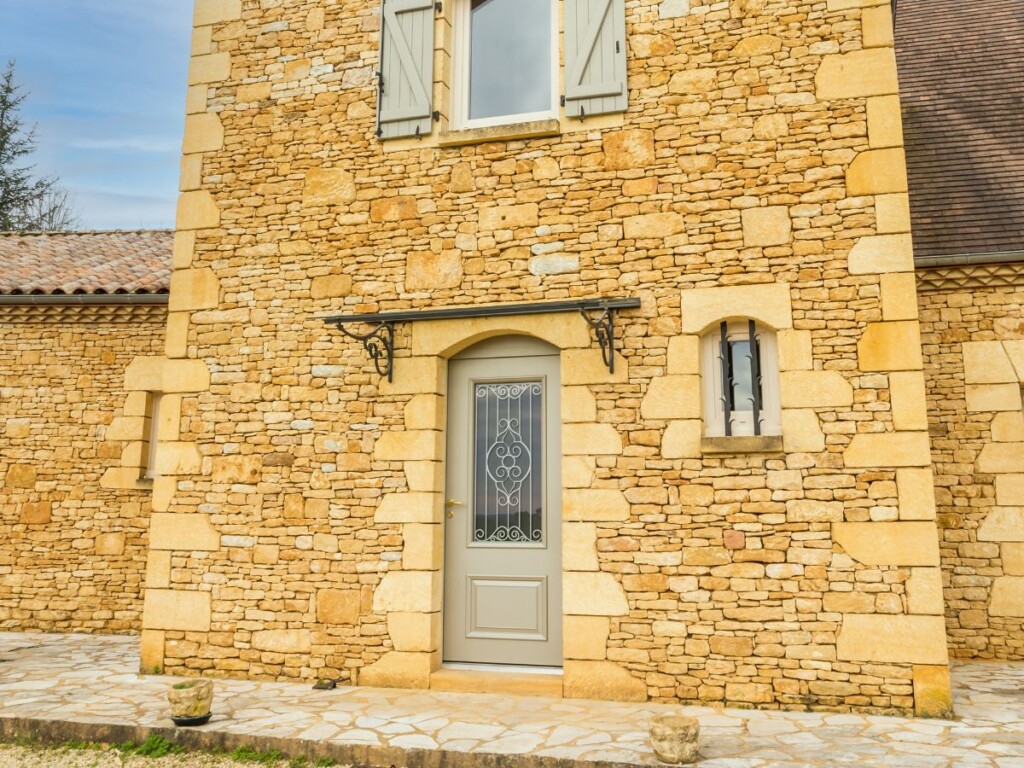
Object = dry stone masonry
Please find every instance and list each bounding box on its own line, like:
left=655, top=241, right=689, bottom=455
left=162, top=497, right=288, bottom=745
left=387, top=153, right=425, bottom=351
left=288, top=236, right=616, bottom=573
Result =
left=917, top=269, right=1024, bottom=661
left=116, top=0, right=958, bottom=715
left=0, top=304, right=166, bottom=633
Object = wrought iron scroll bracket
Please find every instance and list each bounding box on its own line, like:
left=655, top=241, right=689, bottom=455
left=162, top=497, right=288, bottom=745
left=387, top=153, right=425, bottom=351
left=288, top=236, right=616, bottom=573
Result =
left=332, top=321, right=396, bottom=383
left=579, top=305, right=617, bottom=374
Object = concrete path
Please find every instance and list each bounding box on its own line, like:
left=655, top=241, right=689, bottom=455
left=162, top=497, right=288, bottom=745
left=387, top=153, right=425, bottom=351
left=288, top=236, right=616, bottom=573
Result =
left=0, top=633, right=1021, bottom=767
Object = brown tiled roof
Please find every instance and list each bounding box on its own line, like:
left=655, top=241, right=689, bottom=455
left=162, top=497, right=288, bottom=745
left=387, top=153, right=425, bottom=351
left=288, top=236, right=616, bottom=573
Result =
left=895, top=0, right=1024, bottom=264
left=0, top=231, right=173, bottom=295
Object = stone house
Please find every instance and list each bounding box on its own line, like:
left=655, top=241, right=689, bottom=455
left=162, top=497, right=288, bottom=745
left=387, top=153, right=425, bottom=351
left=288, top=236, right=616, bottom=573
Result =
left=899, top=1, right=1024, bottom=660
left=122, top=0, right=956, bottom=716
left=0, top=231, right=171, bottom=633
left=1, top=0, right=1021, bottom=719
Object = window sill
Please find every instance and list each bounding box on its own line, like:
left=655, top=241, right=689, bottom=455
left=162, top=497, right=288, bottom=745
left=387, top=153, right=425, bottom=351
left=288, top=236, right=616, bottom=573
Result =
left=701, top=436, right=784, bottom=455
left=438, top=119, right=561, bottom=148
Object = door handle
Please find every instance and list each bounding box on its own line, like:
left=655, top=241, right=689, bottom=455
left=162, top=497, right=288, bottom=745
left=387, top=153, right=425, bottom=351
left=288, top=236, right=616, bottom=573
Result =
left=445, top=499, right=464, bottom=519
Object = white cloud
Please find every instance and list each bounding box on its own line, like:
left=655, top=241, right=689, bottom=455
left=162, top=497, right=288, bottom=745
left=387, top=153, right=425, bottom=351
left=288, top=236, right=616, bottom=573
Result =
left=75, top=189, right=176, bottom=231
left=70, top=137, right=181, bottom=154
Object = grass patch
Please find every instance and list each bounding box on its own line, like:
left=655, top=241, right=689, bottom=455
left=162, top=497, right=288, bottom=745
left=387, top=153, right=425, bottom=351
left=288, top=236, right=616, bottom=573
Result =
left=117, top=734, right=183, bottom=758
left=229, top=744, right=285, bottom=765
left=287, top=758, right=336, bottom=768
left=60, top=740, right=104, bottom=751
left=6, top=733, right=339, bottom=767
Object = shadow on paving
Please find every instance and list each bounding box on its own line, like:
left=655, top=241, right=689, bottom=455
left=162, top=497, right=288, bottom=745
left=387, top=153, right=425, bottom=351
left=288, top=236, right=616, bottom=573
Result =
left=0, top=634, right=1022, bottom=768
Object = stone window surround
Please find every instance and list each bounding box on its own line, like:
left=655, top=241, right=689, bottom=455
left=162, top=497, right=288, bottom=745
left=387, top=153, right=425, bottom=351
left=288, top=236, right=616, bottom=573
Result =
left=102, top=357, right=210, bottom=496
left=651, top=282, right=840, bottom=459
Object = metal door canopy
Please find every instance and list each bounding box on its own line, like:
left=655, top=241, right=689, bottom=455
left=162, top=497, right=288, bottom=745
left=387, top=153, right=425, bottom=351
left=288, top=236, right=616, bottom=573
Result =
left=323, top=297, right=641, bottom=382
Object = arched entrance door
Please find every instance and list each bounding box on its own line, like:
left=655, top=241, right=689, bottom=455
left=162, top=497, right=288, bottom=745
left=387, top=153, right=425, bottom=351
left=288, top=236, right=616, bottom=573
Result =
left=443, top=336, right=563, bottom=667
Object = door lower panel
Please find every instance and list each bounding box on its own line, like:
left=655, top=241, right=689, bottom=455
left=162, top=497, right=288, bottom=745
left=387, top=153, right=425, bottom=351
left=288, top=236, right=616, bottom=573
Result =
left=466, top=575, right=548, bottom=641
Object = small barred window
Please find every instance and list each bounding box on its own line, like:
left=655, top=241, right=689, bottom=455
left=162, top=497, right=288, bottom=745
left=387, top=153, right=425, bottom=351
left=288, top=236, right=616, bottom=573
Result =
left=701, top=320, right=781, bottom=438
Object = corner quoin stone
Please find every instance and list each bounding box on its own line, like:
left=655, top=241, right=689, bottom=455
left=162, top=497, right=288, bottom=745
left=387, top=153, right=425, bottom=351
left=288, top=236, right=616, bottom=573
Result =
left=142, top=589, right=212, bottom=632
left=837, top=615, right=949, bottom=665
left=833, top=522, right=941, bottom=566
left=846, top=148, right=909, bottom=196
left=913, top=665, right=954, bottom=718
left=194, top=0, right=243, bottom=27
left=176, top=191, right=221, bottom=231
left=816, top=48, right=899, bottom=99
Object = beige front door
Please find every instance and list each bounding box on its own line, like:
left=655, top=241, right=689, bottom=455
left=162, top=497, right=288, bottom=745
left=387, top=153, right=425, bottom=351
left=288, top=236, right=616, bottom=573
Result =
left=443, top=337, right=563, bottom=667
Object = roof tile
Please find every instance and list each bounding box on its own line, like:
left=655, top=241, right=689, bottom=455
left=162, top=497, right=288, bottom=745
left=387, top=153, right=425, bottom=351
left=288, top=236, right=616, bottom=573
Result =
left=896, top=0, right=1024, bottom=263
left=0, top=231, right=173, bottom=295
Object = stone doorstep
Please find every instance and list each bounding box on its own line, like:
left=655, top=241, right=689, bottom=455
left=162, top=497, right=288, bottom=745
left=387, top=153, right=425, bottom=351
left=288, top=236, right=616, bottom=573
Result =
left=429, top=667, right=564, bottom=699
left=0, top=716, right=656, bottom=768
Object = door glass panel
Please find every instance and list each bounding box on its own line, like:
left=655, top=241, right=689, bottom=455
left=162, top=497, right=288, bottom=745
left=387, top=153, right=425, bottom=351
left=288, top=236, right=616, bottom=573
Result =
left=473, top=381, right=543, bottom=543
left=468, top=0, right=552, bottom=121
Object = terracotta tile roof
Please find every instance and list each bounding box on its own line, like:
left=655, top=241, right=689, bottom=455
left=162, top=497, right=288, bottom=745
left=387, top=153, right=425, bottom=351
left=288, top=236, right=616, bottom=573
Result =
left=895, top=0, right=1024, bottom=264
left=0, top=230, right=173, bottom=295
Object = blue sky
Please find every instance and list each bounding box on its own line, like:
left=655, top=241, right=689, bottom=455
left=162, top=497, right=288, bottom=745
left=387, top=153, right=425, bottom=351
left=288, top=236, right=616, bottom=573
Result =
left=2, top=0, right=192, bottom=230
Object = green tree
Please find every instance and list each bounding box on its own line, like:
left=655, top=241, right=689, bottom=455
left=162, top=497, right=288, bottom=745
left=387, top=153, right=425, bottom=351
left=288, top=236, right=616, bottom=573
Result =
left=0, top=60, right=79, bottom=231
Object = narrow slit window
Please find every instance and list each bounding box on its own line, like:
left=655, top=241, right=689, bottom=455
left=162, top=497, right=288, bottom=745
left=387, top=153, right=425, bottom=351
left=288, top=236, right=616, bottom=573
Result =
left=142, top=393, right=162, bottom=481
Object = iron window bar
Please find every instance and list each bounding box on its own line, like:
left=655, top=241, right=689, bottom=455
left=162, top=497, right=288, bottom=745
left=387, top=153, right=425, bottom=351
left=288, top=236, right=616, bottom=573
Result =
left=324, top=297, right=641, bottom=383
left=719, top=320, right=732, bottom=437
left=748, top=319, right=763, bottom=437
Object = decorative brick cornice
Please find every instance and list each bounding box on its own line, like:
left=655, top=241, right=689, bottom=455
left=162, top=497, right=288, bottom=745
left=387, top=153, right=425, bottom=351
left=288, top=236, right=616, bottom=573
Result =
left=916, top=262, right=1024, bottom=293
left=0, top=302, right=168, bottom=324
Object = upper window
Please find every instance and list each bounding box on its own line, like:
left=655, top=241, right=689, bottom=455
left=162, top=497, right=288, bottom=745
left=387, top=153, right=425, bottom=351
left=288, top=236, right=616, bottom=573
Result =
left=376, top=0, right=628, bottom=140
left=455, top=0, right=558, bottom=128
left=701, top=321, right=781, bottom=438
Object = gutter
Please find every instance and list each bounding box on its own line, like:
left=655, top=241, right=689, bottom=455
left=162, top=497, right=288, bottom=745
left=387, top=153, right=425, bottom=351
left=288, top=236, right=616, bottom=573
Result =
left=0, top=293, right=169, bottom=306
left=915, top=250, right=1024, bottom=269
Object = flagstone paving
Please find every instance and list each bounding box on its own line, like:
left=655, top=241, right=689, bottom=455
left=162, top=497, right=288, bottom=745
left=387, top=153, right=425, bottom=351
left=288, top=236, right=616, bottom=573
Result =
left=0, top=633, right=1022, bottom=767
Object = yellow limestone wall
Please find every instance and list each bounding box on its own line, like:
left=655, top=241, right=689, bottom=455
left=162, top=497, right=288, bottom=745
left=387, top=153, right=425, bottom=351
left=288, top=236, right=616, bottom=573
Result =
left=0, top=306, right=166, bottom=632
left=123, top=0, right=952, bottom=714
left=918, top=279, right=1024, bottom=661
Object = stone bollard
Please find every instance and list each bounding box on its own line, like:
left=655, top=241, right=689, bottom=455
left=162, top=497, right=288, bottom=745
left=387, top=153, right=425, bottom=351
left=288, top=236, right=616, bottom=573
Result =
left=649, top=713, right=700, bottom=765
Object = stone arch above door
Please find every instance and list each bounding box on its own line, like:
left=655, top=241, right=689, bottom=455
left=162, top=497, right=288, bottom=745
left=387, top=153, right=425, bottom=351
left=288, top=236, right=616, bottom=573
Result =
left=412, top=315, right=591, bottom=359
left=450, top=333, right=560, bottom=360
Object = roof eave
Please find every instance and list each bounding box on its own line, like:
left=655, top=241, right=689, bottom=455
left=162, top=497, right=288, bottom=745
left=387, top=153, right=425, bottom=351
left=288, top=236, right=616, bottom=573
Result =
left=0, top=293, right=170, bottom=306
left=915, top=250, right=1024, bottom=269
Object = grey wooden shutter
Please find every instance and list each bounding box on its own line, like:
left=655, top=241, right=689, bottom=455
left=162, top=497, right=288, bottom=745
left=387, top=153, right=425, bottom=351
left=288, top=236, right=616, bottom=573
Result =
left=377, top=0, right=435, bottom=140
left=564, top=0, right=628, bottom=119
